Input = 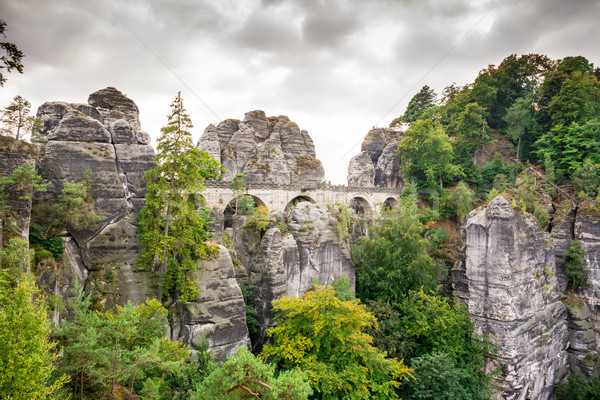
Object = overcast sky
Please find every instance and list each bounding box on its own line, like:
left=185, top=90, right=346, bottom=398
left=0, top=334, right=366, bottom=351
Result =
left=1, top=0, right=598, bottom=183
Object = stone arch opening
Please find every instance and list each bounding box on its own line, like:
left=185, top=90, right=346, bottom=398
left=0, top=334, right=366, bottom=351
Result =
left=285, top=195, right=316, bottom=214
left=223, top=194, right=267, bottom=229
left=349, top=196, right=372, bottom=218
left=383, top=197, right=399, bottom=211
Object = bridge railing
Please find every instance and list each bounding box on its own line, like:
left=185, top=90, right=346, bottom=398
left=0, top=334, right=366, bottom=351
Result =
left=202, top=179, right=403, bottom=195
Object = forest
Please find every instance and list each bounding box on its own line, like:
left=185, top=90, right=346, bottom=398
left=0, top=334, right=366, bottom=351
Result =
left=1, top=52, right=600, bottom=399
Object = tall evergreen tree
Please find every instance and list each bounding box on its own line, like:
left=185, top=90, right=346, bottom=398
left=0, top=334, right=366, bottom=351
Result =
left=392, top=85, right=436, bottom=125
left=137, top=92, right=223, bottom=302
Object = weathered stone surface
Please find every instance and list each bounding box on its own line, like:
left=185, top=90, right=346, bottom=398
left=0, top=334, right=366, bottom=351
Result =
left=347, top=151, right=375, bottom=187
left=48, top=112, right=111, bottom=143
left=88, top=87, right=141, bottom=131
left=114, top=143, right=156, bottom=198
left=376, top=137, right=403, bottom=188
left=32, top=88, right=155, bottom=311
left=360, top=128, right=396, bottom=163
left=197, top=111, right=324, bottom=185
left=348, top=127, right=403, bottom=188
left=109, top=119, right=135, bottom=144
left=174, top=246, right=250, bottom=361
left=459, top=196, right=569, bottom=400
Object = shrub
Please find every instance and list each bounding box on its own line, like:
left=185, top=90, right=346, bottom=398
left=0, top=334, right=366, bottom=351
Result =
left=564, top=240, right=590, bottom=290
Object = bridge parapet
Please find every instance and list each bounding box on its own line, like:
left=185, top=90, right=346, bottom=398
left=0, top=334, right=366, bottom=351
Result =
left=203, top=180, right=402, bottom=195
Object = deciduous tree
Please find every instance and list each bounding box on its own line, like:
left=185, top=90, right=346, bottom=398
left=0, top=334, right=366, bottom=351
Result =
left=0, top=267, right=67, bottom=399
left=262, top=285, right=411, bottom=400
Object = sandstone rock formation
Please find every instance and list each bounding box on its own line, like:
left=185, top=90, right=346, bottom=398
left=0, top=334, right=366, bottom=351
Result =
left=34, top=87, right=156, bottom=310
left=347, top=127, right=403, bottom=188
left=170, top=246, right=250, bottom=362
left=455, top=196, right=569, bottom=399
left=29, top=88, right=250, bottom=359
left=197, top=110, right=324, bottom=185
left=229, top=201, right=355, bottom=351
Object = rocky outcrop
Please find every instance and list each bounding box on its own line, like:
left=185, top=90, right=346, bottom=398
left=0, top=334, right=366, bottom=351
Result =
left=456, top=196, right=569, bottom=399
left=34, top=88, right=156, bottom=310
left=171, top=246, right=250, bottom=362
left=231, top=201, right=355, bottom=350
left=197, top=110, right=324, bottom=185
left=347, top=127, right=403, bottom=188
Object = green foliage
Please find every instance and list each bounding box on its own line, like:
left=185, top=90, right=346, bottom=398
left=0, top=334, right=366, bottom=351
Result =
left=573, top=158, right=600, bottom=198
left=0, top=20, right=24, bottom=87
left=393, top=85, right=437, bottom=124
left=262, top=285, right=412, bottom=399
left=29, top=223, right=64, bottom=260
left=238, top=281, right=260, bottom=336
left=55, top=287, right=204, bottom=399
left=0, top=269, right=68, bottom=399
left=238, top=195, right=257, bottom=216
left=564, top=240, right=591, bottom=291
left=194, top=347, right=311, bottom=400
left=0, top=161, right=49, bottom=218
left=330, top=275, right=355, bottom=301
left=137, top=92, right=223, bottom=302
left=401, top=352, right=472, bottom=400
left=396, top=289, right=495, bottom=399
left=243, top=205, right=271, bottom=232
left=0, top=95, right=42, bottom=141
left=454, top=102, right=490, bottom=162
left=352, top=208, right=440, bottom=304
left=398, top=118, right=462, bottom=188
left=329, top=202, right=353, bottom=238
left=449, top=181, right=475, bottom=217
left=555, top=373, right=600, bottom=400
left=0, top=236, right=33, bottom=272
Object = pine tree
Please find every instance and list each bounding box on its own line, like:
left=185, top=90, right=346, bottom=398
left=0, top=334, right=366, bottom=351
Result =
left=137, top=92, right=223, bottom=302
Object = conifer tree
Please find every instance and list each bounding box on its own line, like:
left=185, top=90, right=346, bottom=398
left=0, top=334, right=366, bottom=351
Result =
left=137, top=92, right=223, bottom=302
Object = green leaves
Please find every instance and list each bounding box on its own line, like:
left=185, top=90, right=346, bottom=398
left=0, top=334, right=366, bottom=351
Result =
left=0, top=268, right=67, bottom=399
left=263, top=285, right=411, bottom=400
left=194, top=347, right=311, bottom=400
left=137, top=92, right=223, bottom=301
left=564, top=240, right=591, bottom=291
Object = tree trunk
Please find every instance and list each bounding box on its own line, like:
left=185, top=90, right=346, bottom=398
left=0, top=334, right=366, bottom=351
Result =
left=158, top=205, right=171, bottom=303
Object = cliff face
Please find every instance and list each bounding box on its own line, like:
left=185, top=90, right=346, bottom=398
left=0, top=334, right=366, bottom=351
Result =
left=197, top=110, right=324, bottom=185
left=347, top=127, right=403, bottom=188
left=457, top=196, right=568, bottom=399
left=455, top=196, right=600, bottom=399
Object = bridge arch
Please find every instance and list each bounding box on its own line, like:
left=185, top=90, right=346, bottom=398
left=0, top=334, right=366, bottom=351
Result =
left=285, top=195, right=316, bottom=214
left=349, top=196, right=372, bottom=218
left=383, top=197, right=399, bottom=211
left=223, top=194, right=267, bottom=229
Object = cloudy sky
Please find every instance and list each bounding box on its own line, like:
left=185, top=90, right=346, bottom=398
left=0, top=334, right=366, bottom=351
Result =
left=1, top=0, right=598, bottom=183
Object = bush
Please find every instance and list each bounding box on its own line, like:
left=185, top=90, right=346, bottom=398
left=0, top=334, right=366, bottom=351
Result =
left=564, top=240, right=590, bottom=290
left=449, top=181, right=475, bottom=217
left=573, top=158, right=600, bottom=199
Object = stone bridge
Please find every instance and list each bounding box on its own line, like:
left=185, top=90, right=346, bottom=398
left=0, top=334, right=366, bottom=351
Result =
left=201, top=181, right=402, bottom=218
